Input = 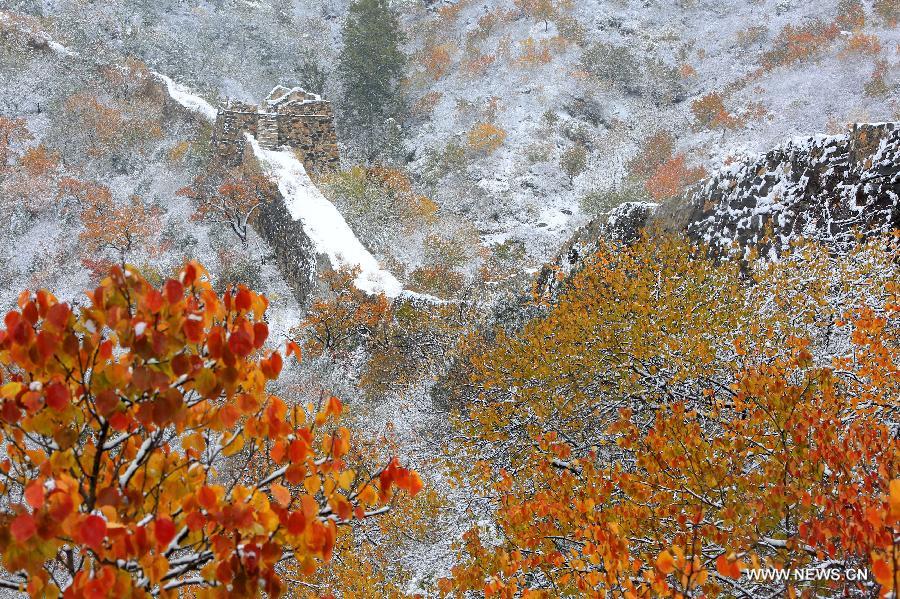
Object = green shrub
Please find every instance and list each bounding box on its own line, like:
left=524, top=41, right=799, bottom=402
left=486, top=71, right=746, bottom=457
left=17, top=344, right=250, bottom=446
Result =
left=580, top=180, right=650, bottom=216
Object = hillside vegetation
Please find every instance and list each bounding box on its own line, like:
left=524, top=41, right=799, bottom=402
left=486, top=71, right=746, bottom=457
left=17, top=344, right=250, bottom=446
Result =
left=0, top=0, right=898, bottom=596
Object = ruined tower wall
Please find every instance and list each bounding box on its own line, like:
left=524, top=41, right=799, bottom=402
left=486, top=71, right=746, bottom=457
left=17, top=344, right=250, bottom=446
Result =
left=275, top=101, right=339, bottom=172
left=211, top=102, right=259, bottom=168
left=211, top=95, right=339, bottom=173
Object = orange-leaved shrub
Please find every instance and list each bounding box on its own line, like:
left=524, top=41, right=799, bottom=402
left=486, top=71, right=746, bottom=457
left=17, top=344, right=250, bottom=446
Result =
left=0, top=262, right=422, bottom=597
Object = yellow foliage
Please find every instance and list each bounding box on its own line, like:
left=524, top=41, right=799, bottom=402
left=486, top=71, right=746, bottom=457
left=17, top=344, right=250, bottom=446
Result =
left=467, top=122, right=506, bottom=154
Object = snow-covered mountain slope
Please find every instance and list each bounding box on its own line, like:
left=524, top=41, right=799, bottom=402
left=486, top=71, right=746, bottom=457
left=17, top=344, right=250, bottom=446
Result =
left=8, top=0, right=898, bottom=276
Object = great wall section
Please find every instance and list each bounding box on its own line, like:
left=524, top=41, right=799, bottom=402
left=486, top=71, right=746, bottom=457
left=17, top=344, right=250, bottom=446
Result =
left=159, top=78, right=899, bottom=310
left=208, top=85, right=341, bottom=305
left=211, top=85, right=340, bottom=173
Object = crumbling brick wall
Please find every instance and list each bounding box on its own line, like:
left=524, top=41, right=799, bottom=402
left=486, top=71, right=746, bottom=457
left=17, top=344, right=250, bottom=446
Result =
left=276, top=101, right=339, bottom=172
left=211, top=88, right=339, bottom=173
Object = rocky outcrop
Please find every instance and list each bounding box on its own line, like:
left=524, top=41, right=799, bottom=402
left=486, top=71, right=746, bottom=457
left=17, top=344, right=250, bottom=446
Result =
left=535, top=201, right=658, bottom=300
left=537, top=123, right=900, bottom=300
left=676, top=123, right=900, bottom=256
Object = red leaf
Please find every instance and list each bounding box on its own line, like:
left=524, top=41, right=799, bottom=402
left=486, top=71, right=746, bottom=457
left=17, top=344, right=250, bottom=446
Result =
left=109, top=412, right=131, bottom=431
left=228, top=328, right=253, bottom=357
left=10, top=514, right=36, bottom=542
left=207, top=327, right=225, bottom=360
left=46, top=302, right=70, bottom=329
left=22, top=301, right=38, bottom=326
left=164, top=279, right=184, bottom=304
left=253, top=322, right=269, bottom=348
left=94, top=390, right=118, bottom=417
left=286, top=341, right=302, bottom=361
left=198, top=486, right=218, bottom=511
left=154, top=517, right=176, bottom=548
left=36, top=331, right=58, bottom=360
left=182, top=318, right=203, bottom=343
left=45, top=382, right=70, bottom=411
left=1, top=400, right=21, bottom=424
left=144, top=289, right=164, bottom=314
left=261, top=352, right=283, bottom=380
left=182, top=263, right=198, bottom=287
left=78, top=514, right=107, bottom=550
left=286, top=511, right=306, bottom=535
left=235, top=288, right=252, bottom=312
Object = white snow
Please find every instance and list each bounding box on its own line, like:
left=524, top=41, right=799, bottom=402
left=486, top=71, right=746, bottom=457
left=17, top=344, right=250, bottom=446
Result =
left=152, top=72, right=218, bottom=123
left=246, top=135, right=405, bottom=298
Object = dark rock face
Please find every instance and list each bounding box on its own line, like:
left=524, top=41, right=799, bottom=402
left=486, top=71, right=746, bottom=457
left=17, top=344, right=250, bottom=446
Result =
left=535, top=201, right=658, bottom=300
left=681, top=123, right=900, bottom=256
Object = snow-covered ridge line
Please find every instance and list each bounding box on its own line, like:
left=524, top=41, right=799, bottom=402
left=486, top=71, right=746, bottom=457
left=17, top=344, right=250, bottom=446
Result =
left=0, top=10, right=77, bottom=57
left=246, top=135, right=406, bottom=298
left=151, top=73, right=218, bottom=123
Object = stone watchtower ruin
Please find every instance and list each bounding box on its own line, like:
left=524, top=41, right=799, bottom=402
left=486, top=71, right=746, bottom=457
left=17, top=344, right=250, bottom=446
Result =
left=211, top=85, right=339, bottom=172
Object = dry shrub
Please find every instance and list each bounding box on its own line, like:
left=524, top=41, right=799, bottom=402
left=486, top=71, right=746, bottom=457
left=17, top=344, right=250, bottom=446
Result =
left=864, top=59, right=890, bottom=97
left=873, top=0, right=900, bottom=25
left=646, top=154, right=706, bottom=200
left=64, top=92, right=125, bottom=154
left=422, top=43, right=454, bottom=80
left=840, top=32, right=882, bottom=57
left=737, top=25, right=769, bottom=47
left=438, top=0, right=469, bottom=23
left=517, top=37, right=552, bottom=67
left=628, top=130, right=675, bottom=180
left=462, top=52, right=496, bottom=77
left=467, top=123, right=506, bottom=154
left=413, top=91, right=443, bottom=117
left=691, top=92, right=741, bottom=130
left=469, top=9, right=501, bottom=42
left=764, top=19, right=840, bottom=68
left=836, top=0, right=866, bottom=30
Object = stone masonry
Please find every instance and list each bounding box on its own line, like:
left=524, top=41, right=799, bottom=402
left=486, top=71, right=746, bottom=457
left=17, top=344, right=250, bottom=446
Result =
left=211, top=85, right=340, bottom=173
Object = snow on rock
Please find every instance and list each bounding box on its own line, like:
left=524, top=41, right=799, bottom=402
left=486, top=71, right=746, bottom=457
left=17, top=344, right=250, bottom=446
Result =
left=534, top=201, right=660, bottom=301
left=152, top=72, right=218, bottom=123
left=682, top=123, right=900, bottom=254
left=246, top=135, right=405, bottom=298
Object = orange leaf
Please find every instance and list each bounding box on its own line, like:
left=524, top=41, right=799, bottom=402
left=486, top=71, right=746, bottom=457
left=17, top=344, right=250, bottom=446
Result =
left=889, top=479, right=900, bottom=518
left=656, top=550, right=676, bottom=575
left=271, top=483, right=291, bottom=508
left=24, top=480, right=44, bottom=509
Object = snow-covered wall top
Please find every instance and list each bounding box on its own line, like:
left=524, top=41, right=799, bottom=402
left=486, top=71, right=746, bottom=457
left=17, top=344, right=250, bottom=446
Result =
left=247, top=135, right=404, bottom=299
left=153, top=72, right=218, bottom=123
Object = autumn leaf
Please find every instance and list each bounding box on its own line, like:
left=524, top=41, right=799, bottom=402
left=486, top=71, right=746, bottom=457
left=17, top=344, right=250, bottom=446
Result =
left=10, top=514, right=37, bottom=542
left=271, top=484, right=291, bottom=508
